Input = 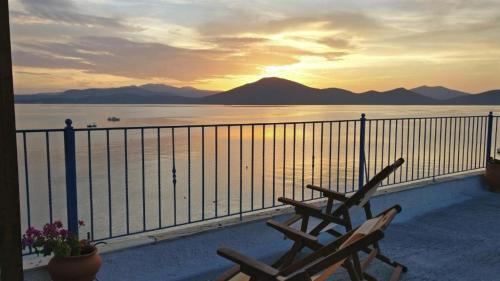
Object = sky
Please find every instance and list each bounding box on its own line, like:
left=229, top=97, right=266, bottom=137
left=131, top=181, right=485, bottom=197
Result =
left=8, top=0, right=500, bottom=94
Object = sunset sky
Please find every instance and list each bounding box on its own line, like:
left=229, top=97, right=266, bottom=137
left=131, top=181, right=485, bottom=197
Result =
left=9, top=0, right=500, bottom=94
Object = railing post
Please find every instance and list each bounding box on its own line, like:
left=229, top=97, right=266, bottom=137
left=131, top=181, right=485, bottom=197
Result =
left=64, top=119, right=79, bottom=237
left=358, top=113, right=366, bottom=190
left=486, top=112, right=494, bottom=162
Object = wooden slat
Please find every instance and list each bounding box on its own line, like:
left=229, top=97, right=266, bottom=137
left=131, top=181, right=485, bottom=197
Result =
left=360, top=248, right=379, bottom=271
left=389, top=265, right=404, bottom=281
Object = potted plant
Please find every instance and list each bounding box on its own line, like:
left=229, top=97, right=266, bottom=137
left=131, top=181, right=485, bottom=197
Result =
left=21, top=220, right=102, bottom=281
left=485, top=149, right=500, bottom=192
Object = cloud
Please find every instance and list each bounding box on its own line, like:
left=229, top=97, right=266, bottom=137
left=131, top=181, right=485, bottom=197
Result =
left=199, top=11, right=384, bottom=36
left=15, top=0, right=139, bottom=31
left=13, top=36, right=313, bottom=81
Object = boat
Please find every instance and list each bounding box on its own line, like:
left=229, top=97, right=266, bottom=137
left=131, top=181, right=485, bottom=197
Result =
left=107, top=116, right=120, bottom=122
left=87, top=123, right=97, bottom=128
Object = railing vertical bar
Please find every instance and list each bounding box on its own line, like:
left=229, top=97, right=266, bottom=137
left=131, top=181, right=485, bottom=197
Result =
left=239, top=125, right=243, bottom=220
left=494, top=116, right=499, bottom=160
left=106, top=129, right=112, bottom=237
left=202, top=127, right=205, bottom=220
left=45, top=132, right=53, bottom=224
left=480, top=116, right=486, bottom=166
left=336, top=122, right=341, bottom=192
left=22, top=132, right=31, bottom=229
left=262, top=125, right=265, bottom=208
left=251, top=125, right=254, bottom=210
left=375, top=120, right=379, bottom=179
left=475, top=117, right=480, bottom=168
left=171, top=128, right=177, bottom=225
left=433, top=118, right=438, bottom=180
left=140, top=129, right=145, bottom=231
left=358, top=114, right=366, bottom=191
left=393, top=119, right=398, bottom=183
left=188, top=127, right=191, bottom=222
left=87, top=131, right=94, bottom=238
left=303, top=123, right=306, bottom=199
left=439, top=118, right=443, bottom=175
left=227, top=126, right=230, bottom=215
left=293, top=123, right=297, bottom=198
left=406, top=119, right=410, bottom=181
left=459, top=118, right=464, bottom=171
left=427, top=118, right=432, bottom=177
left=157, top=128, right=161, bottom=227
left=381, top=120, right=385, bottom=180
left=215, top=126, right=218, bottom=217
left=124, top=129, right=129, bottom=235
left=344, top=121, right=349, bottom=191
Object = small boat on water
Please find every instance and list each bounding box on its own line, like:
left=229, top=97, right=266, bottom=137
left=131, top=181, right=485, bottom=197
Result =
left=107, top=116, right=120, bottom=122
left=87, top=123, right=97, bottom=128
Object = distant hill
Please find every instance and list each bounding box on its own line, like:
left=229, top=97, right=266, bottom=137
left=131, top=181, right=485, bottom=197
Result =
left=448, top=90, right=500, bottom=105
left=139, top=84, right=218, bottom=98
left=15, top=85, right=208, bottom=104
left=202, top=78, right=434, bottom=105
left=14, top=77, right=499, bottom=105
left=411, top=86, right=469, bottom=100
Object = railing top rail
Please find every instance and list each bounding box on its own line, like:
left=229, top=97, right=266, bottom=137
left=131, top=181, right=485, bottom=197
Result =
left=15, top=114, right=494, bottom=133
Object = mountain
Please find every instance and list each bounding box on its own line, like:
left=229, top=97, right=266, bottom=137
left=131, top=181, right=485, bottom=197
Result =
left=139, top=84, right=218, bottom=98
left=14, top=84, right=210, bottom=104
left=15, top=85, right=195, bottom=104
left=359, top=88, right=437, bottom=104
left=411, top=86, right=469, bottom=100
left=448, top=90, right=500, bottom=105
left=202, top=77, right=326, bottom=104
left=202, top=78, right=434, bottom=105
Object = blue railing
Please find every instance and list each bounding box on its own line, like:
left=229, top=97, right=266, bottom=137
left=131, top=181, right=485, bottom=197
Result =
left=17, top=112, right=498, bottom=255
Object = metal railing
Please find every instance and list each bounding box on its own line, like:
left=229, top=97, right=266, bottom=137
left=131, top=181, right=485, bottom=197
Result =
left=17, top=112, right=497, bottom=254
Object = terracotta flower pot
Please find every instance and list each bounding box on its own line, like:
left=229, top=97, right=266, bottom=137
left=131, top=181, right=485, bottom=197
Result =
left=47, top=246, right=102, bottom=281
left=485, top=159, right=500, bottom=192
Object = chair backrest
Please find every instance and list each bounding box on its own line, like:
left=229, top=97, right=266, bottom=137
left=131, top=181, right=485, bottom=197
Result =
left=345, top=158, right=405, bottom=208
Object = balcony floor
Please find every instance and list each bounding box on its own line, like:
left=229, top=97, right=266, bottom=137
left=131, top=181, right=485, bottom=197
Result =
left=24, top=175, right=500, bottom=281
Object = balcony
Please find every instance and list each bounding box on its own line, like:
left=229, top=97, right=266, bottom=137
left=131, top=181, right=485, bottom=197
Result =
left=18, top=113, right=500, bottom=280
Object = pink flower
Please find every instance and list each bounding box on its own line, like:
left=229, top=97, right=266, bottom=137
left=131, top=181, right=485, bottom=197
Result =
left=54, top=221, right=63, bottom=228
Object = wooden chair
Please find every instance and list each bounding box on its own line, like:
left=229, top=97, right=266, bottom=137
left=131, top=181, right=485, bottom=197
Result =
left=216, top=207, right=401, bottom=281
left=270, top=158, right=406, bottom=273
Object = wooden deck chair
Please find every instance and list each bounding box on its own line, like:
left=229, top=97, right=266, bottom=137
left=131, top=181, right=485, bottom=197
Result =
left=216, top=207, right=401, bottom=281
left=271, top=158, right=405, bottom=272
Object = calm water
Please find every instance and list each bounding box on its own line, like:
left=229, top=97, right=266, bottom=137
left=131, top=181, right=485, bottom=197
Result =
left=15, top=104, right=500, bottom=129
left=15, top=104, right=499, bottom=240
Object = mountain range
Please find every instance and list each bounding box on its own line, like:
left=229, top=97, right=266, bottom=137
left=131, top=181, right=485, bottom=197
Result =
left=14, top=77, right=500, bottom=105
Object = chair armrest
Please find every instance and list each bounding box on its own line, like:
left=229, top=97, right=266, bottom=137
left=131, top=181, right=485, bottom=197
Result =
left=306, top=185, right=349, bottom=202
left=267, top=220, right=321, bottom=250
left=217, top=248, right=280, bottom=279
left=278, top=197, right=347, bottom=226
